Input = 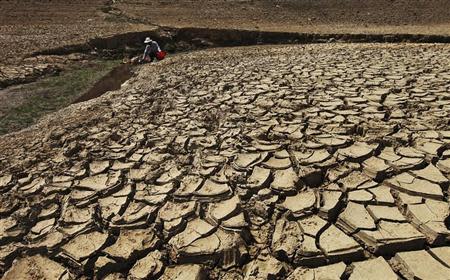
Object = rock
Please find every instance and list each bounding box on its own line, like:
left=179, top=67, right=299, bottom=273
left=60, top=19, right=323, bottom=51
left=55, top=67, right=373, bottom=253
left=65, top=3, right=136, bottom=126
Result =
left=412, top=164, right=448, bottom=185
left=99, top=185, right=132, bottom=221
left=246, top=166, right=271, bottom=189
left=128, top=250, right=163, bottom=280
left=337, top=142, right=375, bottom=162
left=156, top=167, right=183, bottom=184
left=194, top=179, right=231, bottom=199
left=362, top=157, right=392, bottom=180
left=280, top=190, right=318, bottom=217
left=207, top=196, right=241, bottom=224
left=271, top=218, right=303, bottom=260
left=349, top=257, right=398, bottom=280
left=0, top=217, right=21, bottom=243
left=175, top=175, right=203, bottom=197
left=158, top=201, right=197, bottom=222
left=172, top=228, right=247, bottom=268
left=169, top=218, right=216, bottom=251
left=160, top=264, right=205, bottom=280
left=30, top=218, right=55, bottom=238
left=262, top=156, right=292, bottom=169
left=293, top=149, right=332, bottom=165
left=357, top=221, right=426, bottom=254
left=348, top=189, right=374, bottom=203
left=319, top=224, right=364, bottom=263
left=111, top=201, right=158, bottom=228
left=0, top=175, right=13, bottom=191
left=89, top=160, right=110, bottom=175
left=436, top=158, right=450, bottom=173
left=393, top=249, right=450, bottom=280
left=405, top=199, right=450, bottom=244
left=319, top=190, right=344, bottom=220
left=337, top=202, right=377, bottom=234
left=287, top=262, right=346, bottom=280
left=243, top=253, right=286, bottom=279
left=104, top=228, right=160, bottom=261
left=233, top=153, right=266, bottom=170
left=61, top=231, right=109, bottom=262
left=270, top=167, right=299, bottom=193
left=76, top=172, right=121, bottom=194
left=366, top=205, right=406, bottom=222
left=369, top=185, right=395, bottom=205
left=339, top=172, right=375, bottom=191
left=2, top=255, right=70, bottom=280
left=428, top=246, right=450, bottom=266
left=385, top=173, right=443, bottom=199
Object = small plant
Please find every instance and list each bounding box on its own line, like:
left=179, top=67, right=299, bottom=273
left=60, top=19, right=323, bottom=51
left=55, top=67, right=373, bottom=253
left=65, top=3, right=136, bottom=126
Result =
left=200, top=108, right=223, bottom=132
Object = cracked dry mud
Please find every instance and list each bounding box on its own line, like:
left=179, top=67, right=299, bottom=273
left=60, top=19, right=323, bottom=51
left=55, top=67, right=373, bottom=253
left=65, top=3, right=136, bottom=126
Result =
left=0, top=43, right=450, bottom=279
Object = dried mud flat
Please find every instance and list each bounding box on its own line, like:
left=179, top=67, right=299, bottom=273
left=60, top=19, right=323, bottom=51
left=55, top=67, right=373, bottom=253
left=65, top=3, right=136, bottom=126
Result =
left=0, top=43, right=450, bottom=279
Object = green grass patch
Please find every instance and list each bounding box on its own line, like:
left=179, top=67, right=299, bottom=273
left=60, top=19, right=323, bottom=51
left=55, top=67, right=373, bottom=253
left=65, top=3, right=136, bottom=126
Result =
left=0, top=59, right=120, bottom=135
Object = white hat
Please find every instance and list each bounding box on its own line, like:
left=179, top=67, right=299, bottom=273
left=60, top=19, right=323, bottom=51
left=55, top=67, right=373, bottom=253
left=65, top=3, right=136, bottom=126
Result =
left=144, top=37, right=152, bottom=44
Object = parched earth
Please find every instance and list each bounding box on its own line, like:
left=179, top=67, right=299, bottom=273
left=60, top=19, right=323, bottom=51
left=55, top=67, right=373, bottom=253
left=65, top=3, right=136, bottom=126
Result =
left=0, top=43, right=450, bottom=279
left=1, top=0, right=450, bottom=64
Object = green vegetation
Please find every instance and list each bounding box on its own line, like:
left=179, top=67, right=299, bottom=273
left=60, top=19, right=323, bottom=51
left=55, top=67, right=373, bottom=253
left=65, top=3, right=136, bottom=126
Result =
left=0, top=60, right=120, bottom=135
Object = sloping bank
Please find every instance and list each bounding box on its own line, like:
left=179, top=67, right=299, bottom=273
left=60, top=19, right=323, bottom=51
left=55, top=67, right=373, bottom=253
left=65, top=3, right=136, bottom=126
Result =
left=30, top=26, right=450, bottom=104
left=32, top=26, right=450, bottom=58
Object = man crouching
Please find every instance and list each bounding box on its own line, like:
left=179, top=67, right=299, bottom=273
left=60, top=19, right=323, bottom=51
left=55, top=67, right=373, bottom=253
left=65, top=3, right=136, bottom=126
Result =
left=142, top=37, right=161, bottom=63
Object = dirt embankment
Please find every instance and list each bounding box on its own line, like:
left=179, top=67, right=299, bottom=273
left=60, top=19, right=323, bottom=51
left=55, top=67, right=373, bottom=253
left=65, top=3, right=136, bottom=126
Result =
left=32, top=27, right=450, bottom=60
left=1, top=0, right=450, bottom=64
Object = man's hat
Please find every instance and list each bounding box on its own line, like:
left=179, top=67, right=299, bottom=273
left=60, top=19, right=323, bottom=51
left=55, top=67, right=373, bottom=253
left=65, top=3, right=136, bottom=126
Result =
left=144, top=37, right=152, bottom=44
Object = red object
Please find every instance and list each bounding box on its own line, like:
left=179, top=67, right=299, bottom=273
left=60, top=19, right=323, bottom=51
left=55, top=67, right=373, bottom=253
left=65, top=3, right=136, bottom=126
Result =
left=156, top=51, right=167, bottom=60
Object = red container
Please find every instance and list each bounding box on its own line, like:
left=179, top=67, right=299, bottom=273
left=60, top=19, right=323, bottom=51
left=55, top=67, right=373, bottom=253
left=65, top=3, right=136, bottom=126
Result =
left=156, top=51, right=167, bottom=60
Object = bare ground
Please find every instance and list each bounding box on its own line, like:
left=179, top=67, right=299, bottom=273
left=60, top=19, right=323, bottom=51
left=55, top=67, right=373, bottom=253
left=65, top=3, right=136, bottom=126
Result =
left=0, top=44, right=449, bottom=279
left=0, top=2, right=449, bottom=279
left=1, top=0, right=450, bottom=62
